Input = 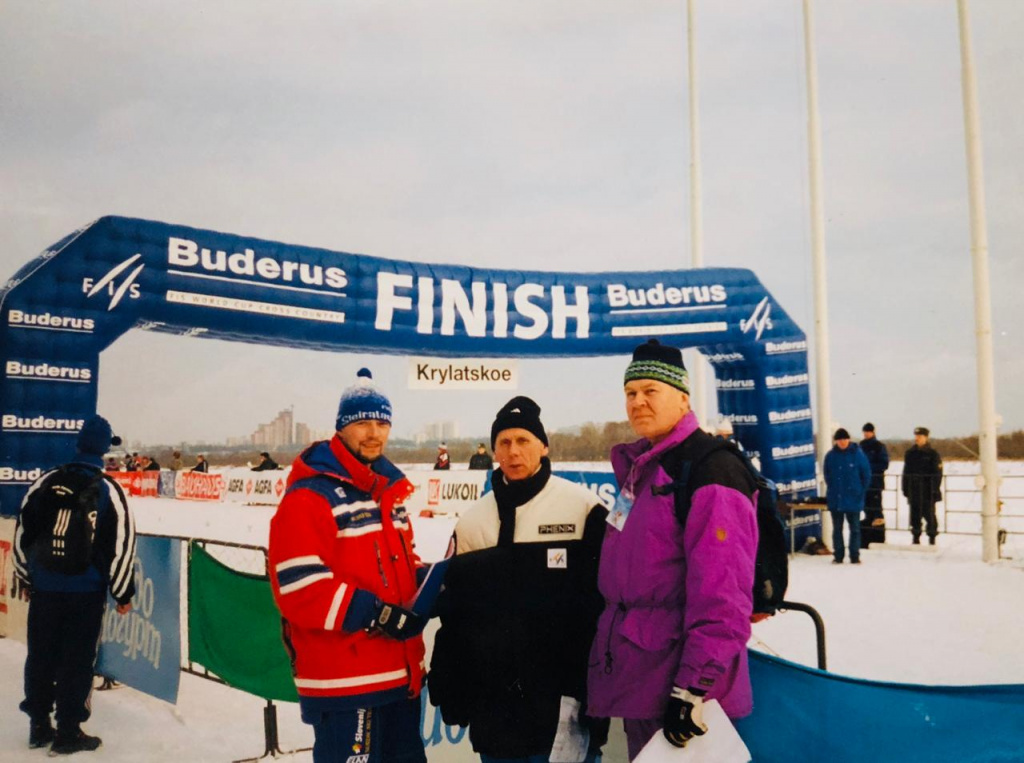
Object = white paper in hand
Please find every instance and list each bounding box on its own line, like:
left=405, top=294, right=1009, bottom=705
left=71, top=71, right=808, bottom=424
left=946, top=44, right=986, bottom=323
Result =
left=633, top=700, right=750, bottom=763
left=548, top=696, right=590, bottom=763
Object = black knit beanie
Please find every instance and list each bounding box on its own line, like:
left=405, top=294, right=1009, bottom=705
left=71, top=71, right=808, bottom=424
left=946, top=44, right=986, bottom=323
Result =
left=490, top=396, right=548, bottom=449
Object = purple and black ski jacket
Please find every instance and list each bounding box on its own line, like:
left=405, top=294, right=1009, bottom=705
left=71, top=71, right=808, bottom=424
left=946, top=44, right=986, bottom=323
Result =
left=587, top=411, right=758, bottom=721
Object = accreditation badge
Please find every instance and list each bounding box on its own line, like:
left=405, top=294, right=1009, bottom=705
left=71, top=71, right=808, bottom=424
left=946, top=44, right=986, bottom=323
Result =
left=607, top=487, right=634, bottom=531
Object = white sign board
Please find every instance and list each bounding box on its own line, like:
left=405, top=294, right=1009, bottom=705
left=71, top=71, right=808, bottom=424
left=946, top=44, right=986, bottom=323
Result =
left=408, top=358, right=518, bottom=390
left=404, top=471, right=490, bottom=516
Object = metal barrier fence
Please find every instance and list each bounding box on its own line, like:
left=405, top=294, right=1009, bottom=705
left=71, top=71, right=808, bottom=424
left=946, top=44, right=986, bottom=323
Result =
left=877, top=471, right=1024, bottom=539
left=148, top=534, right=308, bottom=763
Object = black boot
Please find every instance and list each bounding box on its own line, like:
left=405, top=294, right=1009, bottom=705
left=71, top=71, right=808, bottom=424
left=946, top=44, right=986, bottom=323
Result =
left=49, top=728, right=102, bottom=756
left=912, top=536, right=920, bottom=545
left=29, top=720, right=55, bottom=749
left=929, top=537, right=936, bottom=546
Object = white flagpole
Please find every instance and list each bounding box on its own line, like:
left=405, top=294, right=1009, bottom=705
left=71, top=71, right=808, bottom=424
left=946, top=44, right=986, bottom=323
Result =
left=802, top=0, right=834, bottom=542
left=687, top=0, right=708, bottom=427
left=956, top=0, right=1000, bottom=562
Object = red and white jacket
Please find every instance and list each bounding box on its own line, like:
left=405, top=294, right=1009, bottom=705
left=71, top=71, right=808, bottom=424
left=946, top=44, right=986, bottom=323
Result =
left=269, top=436, right=424, bottom=711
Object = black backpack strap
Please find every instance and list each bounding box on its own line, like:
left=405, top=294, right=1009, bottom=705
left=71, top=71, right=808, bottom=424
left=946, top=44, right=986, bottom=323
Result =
left=657, top=433, right=739, bottom=527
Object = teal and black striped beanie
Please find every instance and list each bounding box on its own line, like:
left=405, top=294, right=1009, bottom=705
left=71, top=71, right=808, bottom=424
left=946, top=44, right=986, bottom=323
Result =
left=623, top=339, right=689, bottom=394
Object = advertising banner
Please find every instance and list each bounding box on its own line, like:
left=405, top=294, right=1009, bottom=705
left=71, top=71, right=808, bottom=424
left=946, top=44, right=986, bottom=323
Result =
left=96, top=535, right=182, bottom=704
left=403, top=469, right=616, bottom=517
left=554, top=470, right=618, bottom=511
left=404, top=471, right=490, bottom=515
left=138, top=471, right=160, bottom=497
left=158, top=470, right=177, bottom=498
left=0, top=517, right=29, bottom=641
left=1, top=514, right=27, bottom=639
left=0, top=216, right=817, bottom=517
left=174, top=471, right=225, bottom=502
left=221, top=467, right=289, bottom=506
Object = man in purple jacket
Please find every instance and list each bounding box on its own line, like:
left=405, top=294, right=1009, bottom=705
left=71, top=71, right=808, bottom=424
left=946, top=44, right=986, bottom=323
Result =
left=587, top=339, right=759, bottom=760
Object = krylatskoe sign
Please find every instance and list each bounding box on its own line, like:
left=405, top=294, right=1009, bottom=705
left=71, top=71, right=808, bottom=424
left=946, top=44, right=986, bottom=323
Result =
left=408, top=357, right=518, bottom=390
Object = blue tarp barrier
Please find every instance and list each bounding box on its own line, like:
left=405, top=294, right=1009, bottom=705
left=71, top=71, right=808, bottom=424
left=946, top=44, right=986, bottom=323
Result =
left=735, top=650, right=1024, bottom=762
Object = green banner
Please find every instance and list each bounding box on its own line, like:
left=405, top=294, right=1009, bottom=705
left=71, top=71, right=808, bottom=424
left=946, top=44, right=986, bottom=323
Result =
left=187, top=542, right=297, bottom=702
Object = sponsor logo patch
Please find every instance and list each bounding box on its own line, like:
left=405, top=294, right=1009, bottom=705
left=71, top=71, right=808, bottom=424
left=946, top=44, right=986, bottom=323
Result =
left=538, top=524, right=576, bottom=535
left=547, top=548, right=567, bottom=569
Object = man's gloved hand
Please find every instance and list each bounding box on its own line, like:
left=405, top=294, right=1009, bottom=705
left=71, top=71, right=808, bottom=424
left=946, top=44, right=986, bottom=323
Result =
left=369, top=601, right=425, bottom=641
left=343, top=589, right=425, bottom=640
left=662, top=686, right=708, bottom=747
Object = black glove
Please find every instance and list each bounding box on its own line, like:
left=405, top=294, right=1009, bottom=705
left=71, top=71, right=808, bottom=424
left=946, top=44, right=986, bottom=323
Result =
left=370, top=601, right=425, bottom=641
left=663, top=687, right=707, bottom=747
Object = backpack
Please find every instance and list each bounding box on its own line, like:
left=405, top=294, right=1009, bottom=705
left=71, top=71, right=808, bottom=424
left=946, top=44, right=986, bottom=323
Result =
left=30, top=464, right=106, bottom=575
left=659, top=437, right=789, bottom=616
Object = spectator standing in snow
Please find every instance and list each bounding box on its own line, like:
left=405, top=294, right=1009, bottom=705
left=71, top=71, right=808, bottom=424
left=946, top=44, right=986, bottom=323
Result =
left=269, top=368, right=428, bottom=763
left=252, top=451, right=279, bottom=471
left=859, top=423, right=890, bottom=546
left=433, top=443, right=451, bottom=470
left=191, top=454, right=208, bottom=473
left=141, top=455, right=161, bottom=471
left=902, top=426, right=944, bottom=545
left=170, top=450, right=183, bottom=471
left=586, top=340, right=759, bottom=760
left=13, top=415, right=137, bottom=755
left=429, top=396, right=608, bottom=762
left=467, top=442, right=493, bottom=471
left=823, top=428, right=872, bottom=564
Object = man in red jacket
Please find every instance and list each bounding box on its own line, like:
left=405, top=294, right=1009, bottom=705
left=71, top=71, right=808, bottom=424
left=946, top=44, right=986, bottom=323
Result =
left=269, top=368, right=428, bottom=763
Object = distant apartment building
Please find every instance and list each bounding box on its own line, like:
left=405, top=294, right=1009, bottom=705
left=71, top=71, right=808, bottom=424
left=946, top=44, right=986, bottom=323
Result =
left=251, top=408, right=297, bottom=449
left=415, top=420, right=460, bottom=444
left=235, top=409, right=332, bottom=449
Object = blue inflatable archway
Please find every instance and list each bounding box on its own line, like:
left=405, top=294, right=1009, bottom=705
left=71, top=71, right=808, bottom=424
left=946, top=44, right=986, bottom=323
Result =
left=0, top=216, right=818, bottom=515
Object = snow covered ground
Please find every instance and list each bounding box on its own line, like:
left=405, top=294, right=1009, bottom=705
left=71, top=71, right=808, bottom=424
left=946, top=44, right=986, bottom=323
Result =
left=1, top=464, right=1022, bottom=762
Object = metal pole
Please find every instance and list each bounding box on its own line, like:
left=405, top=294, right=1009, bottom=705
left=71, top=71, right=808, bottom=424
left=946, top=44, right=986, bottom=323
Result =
left=687, top=0, right=708, bottom=426
left=779, top=601, right=828, bottom=671
left=802, top=0, right=834, bottom=544
left=956, top=0, right=1000, bottom=562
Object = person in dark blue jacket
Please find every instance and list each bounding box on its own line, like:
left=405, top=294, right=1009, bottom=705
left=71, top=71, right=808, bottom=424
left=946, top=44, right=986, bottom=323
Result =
left=13, top=415, right=137, bottom=755
left=823, top=428, right=872, bottom=564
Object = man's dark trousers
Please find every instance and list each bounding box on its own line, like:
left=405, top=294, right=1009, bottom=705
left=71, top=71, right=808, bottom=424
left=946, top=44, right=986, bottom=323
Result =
left=909, top=494, right=938, bottom=541
left=21, top=590, right=106, bottom=730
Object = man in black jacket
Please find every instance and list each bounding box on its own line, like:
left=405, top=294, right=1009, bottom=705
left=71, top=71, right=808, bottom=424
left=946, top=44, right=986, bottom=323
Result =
left=468, top=443, right=494, bottom=471
left=13, top=415, right=137, bottom=755
left=859, top=423, right=890, bottom=547
left=251, top=452, right=279, bottom=471
left=429, top=397, right=608, bottom=763
left=902, top=426, right=943, bottom=545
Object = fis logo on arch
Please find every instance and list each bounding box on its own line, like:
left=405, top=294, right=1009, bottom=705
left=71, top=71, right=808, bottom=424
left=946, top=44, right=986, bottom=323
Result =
left=82, top=254, right=145, bottom=310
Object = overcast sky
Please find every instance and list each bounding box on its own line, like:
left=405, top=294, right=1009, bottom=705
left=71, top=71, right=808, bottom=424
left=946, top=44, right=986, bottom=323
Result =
left=2, top=1, right=1022, bottom=448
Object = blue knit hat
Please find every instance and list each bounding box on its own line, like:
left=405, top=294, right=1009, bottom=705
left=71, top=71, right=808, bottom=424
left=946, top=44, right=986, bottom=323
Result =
left=77, top=415, right=122, bottom=456
left=336, top=368, right=393, bottom=430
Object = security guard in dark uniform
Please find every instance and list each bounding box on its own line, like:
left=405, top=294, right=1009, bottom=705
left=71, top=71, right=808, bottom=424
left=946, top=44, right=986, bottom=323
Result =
left=901, top=426, right=943, bottom=545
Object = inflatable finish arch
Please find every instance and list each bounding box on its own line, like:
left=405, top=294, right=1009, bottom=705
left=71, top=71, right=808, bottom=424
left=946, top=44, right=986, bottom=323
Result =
left=0, top=216, right=817, bottom=515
